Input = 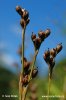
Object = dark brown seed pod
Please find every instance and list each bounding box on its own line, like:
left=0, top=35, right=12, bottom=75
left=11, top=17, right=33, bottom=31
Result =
left=24, top=62, right=30, bottom=70
left=31, top=32, right=36, bottom=41
left=16, top=6, right=23, bottom=16
left=50, top=48, right=56, bottom=57
left=45, top=29, right=51, bottom=38
left=43, top=49, right=50, bottom=59
left=22, top=10, right=29, bottom=20
left=26, top=18, right=30, bottom=25
left=38, top=30, right=45, bottom=41
left=32, top=69, right=38, bottom=78
left=33, top=37, right=41, bottom=50
left=22, top=75, right=28, bottom=86
left=56, top=43, right=63, bottom=54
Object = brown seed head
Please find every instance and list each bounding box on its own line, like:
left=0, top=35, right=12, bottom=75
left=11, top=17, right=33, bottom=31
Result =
left=38, top=30, right=45, bottom=41
left=22, top=75, right=28, bottom=86
left=16, top=6, right=23, bottom=16
left=50, top=48, right=56, bottom=57
left=24, top=61, right=30, bottom=70
left=45, top=29, right=51, bottom=38
left=31, top=32, right=36, bottom=41
left=26, top=18, right=30, bottom=25
left=22, top=10, right=29, bottom=20
left=33, top=37, right=41, bottom=50
left=32, top=69, right=38, bottom=78
left=56, top=43, right=63, bottom=54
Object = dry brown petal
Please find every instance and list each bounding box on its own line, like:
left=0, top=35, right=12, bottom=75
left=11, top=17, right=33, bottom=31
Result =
left=31, top=32, right=36, bottom=41
left=22, top=10, right=29, bottom=20
left=38, top=30, right=45, bottom=41
left=33, top=37, right=42, bottom=50
left=22, top=75, right=28, bottom=86
left=45, top=29, right=51, bottom=38
left=16, top=6, right=23, bottom=16
left=50, top=48, right=56, bottom=57
left=32, top=69, right=38, bottom=78
left=56, top=43, right=62, bottom=54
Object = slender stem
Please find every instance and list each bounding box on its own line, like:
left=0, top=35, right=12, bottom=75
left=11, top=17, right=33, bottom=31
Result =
left=47, top=67, right=51, bottom=100
left=19, top=27, right=26, bottom=100
left=29, top=50, right=38, bottom=81
left=22, top=28, right=26, bottom=74
left=22, top=86, right=28, bottom=100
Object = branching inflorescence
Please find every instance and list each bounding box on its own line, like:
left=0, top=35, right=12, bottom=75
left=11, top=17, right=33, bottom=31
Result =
left=16, top=5, right=63, bottom=100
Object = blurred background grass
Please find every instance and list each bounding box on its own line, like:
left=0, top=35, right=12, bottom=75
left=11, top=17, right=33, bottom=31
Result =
left=0, top=58, right=66, bottom=100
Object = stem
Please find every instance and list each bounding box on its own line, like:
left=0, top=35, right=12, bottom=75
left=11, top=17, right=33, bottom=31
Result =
left=22, top=86, right=28, bottom=100
left=47, top=67, right=51, bottom=100
left=19, top=27, right=26, bottom=100
left=22, top=28, right=26, bottom=74
left=29, top=50, right=38, bottom=81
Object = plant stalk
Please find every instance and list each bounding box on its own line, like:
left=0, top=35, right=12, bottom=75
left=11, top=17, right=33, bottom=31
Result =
left=47, top=67, right=51, bottom=100
left=19, top=27, right=26, bottom=100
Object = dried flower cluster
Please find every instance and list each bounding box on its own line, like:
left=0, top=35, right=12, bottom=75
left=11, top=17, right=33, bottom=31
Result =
left=22, top=57, right=38, bottom=86
left=43, top=43, right=63, bottom=78
left=16, top=6, right=30, bottom=28
left=31, top=29, right=51, bottom=50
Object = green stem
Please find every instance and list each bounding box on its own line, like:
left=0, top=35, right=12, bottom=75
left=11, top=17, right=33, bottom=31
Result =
left=22, top=28, right=26, bottom=74
left=19, top=27, right=26, bottom=100
left=47, top=67, right=51, bottom=100
left=29, top=50, right=38, bottom=81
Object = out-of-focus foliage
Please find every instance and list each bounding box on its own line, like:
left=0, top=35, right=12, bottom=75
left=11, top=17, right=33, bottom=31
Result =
left=0, top=58, right=66, bottom=100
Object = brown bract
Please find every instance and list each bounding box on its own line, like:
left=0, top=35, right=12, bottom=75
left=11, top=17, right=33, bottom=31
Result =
left=32, top=69, right=38, bottom=78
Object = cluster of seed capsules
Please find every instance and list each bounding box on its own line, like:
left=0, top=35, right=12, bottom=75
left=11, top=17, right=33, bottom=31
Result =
left=43, top=43, right=63, bottom=78
left=21, top=57, right=38, bottom=86
left=16, top=6, right=30, bottom=28
left=31, top=29, right=51, bottom=50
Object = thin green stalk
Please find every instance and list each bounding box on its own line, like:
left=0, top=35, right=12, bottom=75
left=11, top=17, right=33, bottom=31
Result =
left=22, top=27, right=26, bottom=74
left=19, top=27, right=26, bottom=100
left=47, top=67, right=51, bottom=100
left=29, top=50, right=38, bottom=81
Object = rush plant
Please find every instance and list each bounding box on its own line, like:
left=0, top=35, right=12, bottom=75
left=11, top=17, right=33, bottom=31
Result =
left=16, top=5, right=63, bottom=100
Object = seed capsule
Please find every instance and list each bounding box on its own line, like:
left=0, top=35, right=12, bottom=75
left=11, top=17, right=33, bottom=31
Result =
left=31, top=32, right=36, bottom=41
left=38, top=30, right=45, bottom=41
left=33, top=37, right=41, bottom=50
left=26, top=18, right=30, bottom=25
left=22, top=10, right=29, bottom=20
left=32, top=69, right=38, bottom=78
left=22, top=75, right=28, bottom=86
left=45, top=29, right=51, bottom=38
left=50, top=48, right=56, bottom=57
left=24, top=62, right=30, bottom=71
left=16, top=6, right=23, bottom=16
left=56, top=43, right=63, bottom=54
